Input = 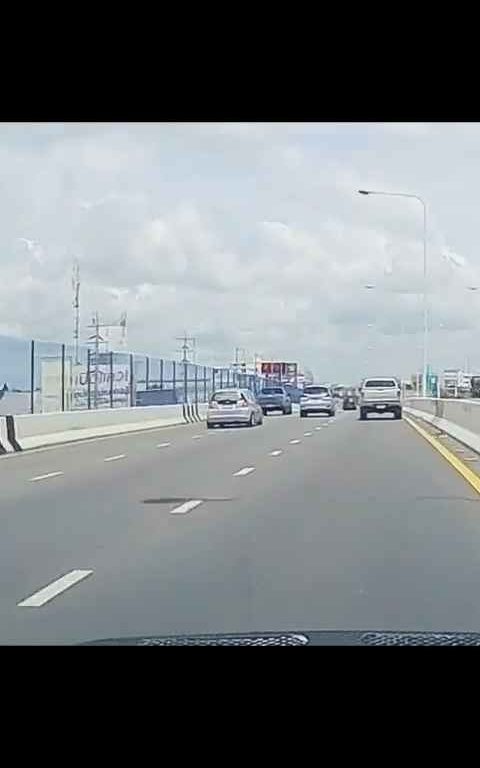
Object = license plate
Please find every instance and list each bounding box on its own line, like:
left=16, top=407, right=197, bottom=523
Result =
left=376, top=404, right=386, bottom=410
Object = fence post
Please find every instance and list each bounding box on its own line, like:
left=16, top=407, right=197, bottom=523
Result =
left=129, top=354, right=134, bottom=407
left=87, top=348, right=91, bottom=410
left=194, top=364, right=198, bottom=404
left=220, top=369, right=223, bottom=388
left=160, top=359, right=164, bottom=390
left=30, top=340, right=35, bottom=414
left=110, top=351, right=114, bottom=408
left=145, top=355, right=150, bottom=391
left=212, top=368, right=216, bottom=392
left=172, top=361, right=176, bottom=401
left=183, top=362, right=188, bottom=404
left=204, top=366, right=207, bottom=402
left=61, top=343, right=65, bottom=412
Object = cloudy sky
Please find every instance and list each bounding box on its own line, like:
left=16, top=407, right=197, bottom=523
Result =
left=2, top=121, right=480, bottom=382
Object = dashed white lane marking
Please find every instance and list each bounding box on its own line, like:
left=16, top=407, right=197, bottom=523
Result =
left=192, top=435, right=202, bottom=440
left=463, top=457, right=478, bottom=462
left=455, top=448, right=466, bottom=453
left=156, top=442, right=171, bottom=448
left=315, top=426, right=322, bottom=431
left=303, top=432, right=312, bottom=436
left=29, top=471, right=64, bottom=482
left=233, top=467, right=255, bottom=476
left=18, top=569, right=93, bottom=608
left=270, top=450, right=283, bottom=456
left=170, top=499, right=203, bottom=515
left=103, top=454, right=126, bottom=462
left=289, top=439, right=301, bottom=445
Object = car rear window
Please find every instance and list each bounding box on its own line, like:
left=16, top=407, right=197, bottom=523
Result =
left=261, top=388, right=284, bottom=394
left=212, top=390, right=242, bottom=403
left=364, top=380, right=397, bottom=388
left=304, top=386, right=329, bottom=396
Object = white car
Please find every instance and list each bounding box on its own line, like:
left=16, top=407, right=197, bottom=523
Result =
left=207, top=388, right=264, bottom=429
left=300, top=385, right=336, bottom=418
left=359, top=377, right=402, bottom=420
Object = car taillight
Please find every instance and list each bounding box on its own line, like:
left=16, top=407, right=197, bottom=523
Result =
left=238, top=400, right=249, bottom=408
left=209, top=401, right=219, bottom=409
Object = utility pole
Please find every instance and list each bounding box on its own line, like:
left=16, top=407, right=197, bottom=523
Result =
left=175, top=332, right=197, bottom=405
left=119, top=312, right=128, bottom=348
left=233, top=347, right=246, bottom=367
left=72, top=260, right=80, bottom=365
left=87, top=311, right=127, bottom=408
left=87, top=312, right=102, bottom=408
left=176, top=332, right=196, bottom=364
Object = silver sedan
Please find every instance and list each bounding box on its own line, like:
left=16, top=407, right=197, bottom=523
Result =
left=206, top=388, right=264, bottom=429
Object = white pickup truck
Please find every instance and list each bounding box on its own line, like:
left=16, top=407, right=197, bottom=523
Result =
left=359, top=377, right=402, bottom=420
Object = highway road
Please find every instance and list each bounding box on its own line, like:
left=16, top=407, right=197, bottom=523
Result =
left=2, top=407, right=480, bottom=643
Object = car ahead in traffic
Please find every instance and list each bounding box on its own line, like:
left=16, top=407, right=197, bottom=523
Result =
left=256, top=386, right=292, bottom=415
left=343, top=390, right=357, bottom=410
left=359, top=377, right=402, bottom=420
left=300, top=385, right=336, bottom=418
left=206, top=388, right=263, bottom=429
left=332, top=385, right=346, bottom=400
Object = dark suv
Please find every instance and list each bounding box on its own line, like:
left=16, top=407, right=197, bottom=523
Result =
left=257, top=386, right=293, bottom=415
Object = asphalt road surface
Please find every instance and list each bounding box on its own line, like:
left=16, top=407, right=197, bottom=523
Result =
left=2, top=407, right=480, bottom=643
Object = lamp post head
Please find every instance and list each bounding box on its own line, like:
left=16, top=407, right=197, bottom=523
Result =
left=358, top=190, right=370, bottom=195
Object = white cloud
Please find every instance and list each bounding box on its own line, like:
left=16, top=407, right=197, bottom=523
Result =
left=2, top=122, right=480, bottom=379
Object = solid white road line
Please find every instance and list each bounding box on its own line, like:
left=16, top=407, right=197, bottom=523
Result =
left=103, top=454, right=126, bottom=462
left=170, top=499, right=203, bottom=515
left=289, top=439, right=301, bottom=445
left=270, top=450, right=283, bottom=456
left=29, top=471, right=64, bottom=482
left=18, top=570, right=93, bottom=608
left=233, top=467, right=255, bottom=477
left=156, top=442, right=171, bottom=448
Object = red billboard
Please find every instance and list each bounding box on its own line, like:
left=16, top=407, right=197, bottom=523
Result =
left=261, top=362, right=298, bottom=380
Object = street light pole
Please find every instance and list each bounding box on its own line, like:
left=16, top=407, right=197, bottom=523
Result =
left=358, top=189, right=428, bottom=397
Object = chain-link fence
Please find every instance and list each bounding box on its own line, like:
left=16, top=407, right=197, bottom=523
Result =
left=0, top=336, right=286, bottom=414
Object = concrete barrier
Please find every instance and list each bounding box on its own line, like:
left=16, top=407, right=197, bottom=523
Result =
left=1, top=403, right=208, bottom=453
left=404, top=397, right=480, bottom=455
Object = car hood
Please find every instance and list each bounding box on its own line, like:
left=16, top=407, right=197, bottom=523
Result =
left=80, top=630, right=480, bottom=646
